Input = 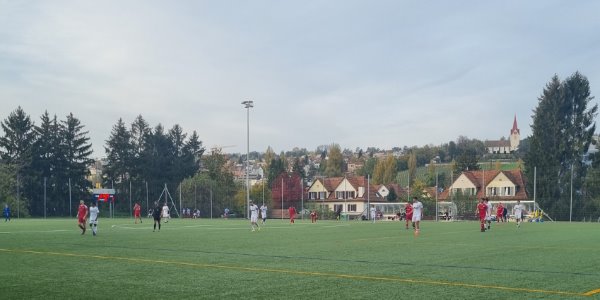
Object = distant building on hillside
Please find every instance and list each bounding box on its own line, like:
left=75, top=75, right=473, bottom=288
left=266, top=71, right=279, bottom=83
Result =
left=485, top=115, right=520, bottom=154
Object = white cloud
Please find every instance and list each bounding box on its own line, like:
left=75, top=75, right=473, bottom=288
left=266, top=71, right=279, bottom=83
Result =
left=1, top=1, right=600, bottom=156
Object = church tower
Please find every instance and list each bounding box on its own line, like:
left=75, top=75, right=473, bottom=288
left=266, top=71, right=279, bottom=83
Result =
left=509, top=114, right=520, bottom=152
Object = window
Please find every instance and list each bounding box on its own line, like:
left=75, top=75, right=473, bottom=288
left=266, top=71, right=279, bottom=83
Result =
left=336, top=191, right=354, bottom=199
left=462, top=188, right=475, bottom=195
left=333, top=204, right=343, bottom=212
left=347, top=204, right=357, bottom=212
left=310, top=191, right=328, bottom=200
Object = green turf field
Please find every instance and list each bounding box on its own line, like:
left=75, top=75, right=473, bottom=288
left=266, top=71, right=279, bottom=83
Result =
left=1, top=218, right=599, bottom=299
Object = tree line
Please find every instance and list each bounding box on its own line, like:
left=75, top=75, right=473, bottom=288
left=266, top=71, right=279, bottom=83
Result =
left=0, top=107, right=92, bottom=216
left=2, top=72, right=598, bottom=220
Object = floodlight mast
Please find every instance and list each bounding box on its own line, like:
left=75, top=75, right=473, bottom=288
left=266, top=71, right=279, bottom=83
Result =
left=242, top=100, right=254, bottom=220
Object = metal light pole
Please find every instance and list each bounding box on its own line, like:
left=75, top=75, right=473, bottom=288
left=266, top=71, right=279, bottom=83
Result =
left=43, top=177, right=47, bottom=219
left=570, top=162, right=574, bottom=222
left=435, top=170, right=438, bottom=222
left=301, top=178, right=304, bottom=220
left=242, top=100, right=254, bottom=219
left=367, top=174, right=370, bottom=221
left=69, top=178, right=72, bottom=217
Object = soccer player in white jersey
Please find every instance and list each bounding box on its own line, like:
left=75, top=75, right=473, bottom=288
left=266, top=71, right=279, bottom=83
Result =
left=88, top=202, right=100, bottom=236
left=484, top=198, right=493, bottom=230
left=161, top=203, right=170, bottom=223
left=411, top=197, right=424, bottom=234
left=370, top=206, right=376, bottom=223
left=260, top=204, right=267, bottom=224
left=513, top=200, right=527, bottom=228
left=250, top=200, right=260, bottom=231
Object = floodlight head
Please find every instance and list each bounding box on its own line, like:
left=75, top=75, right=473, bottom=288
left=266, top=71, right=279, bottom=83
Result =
left=242, top=100, right=254, bottom=108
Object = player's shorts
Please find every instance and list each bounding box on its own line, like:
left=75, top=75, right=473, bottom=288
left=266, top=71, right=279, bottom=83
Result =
left=412, top=214, right=421, bottom=222
left=251, top=215, right=258, bottom=223
left=162, top=214, right=169, bottom=218
left=134, top=212, right=141, bottom=217
left=153, top=216, right=161, bottom=221
left=89, top=219, right=98, bottom=225
left=406, top=214, right=413, bottom=220
left=78, top=217, right=86, bottom=224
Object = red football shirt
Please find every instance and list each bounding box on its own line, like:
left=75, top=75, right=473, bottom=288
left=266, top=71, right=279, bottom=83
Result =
left=405, top=204, right=413, bottom=216
left=78, top=204, right=88, bottom=220
left=288, top=207, right=296, bottom=216
left=496, top=205, right=504, bottom=216
left=477, top=203, right=487, bottom=217
left=134, top=204, right=141, bottom=215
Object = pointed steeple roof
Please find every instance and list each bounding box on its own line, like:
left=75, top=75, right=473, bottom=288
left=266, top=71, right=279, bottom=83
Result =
left=511, top=114, right=520, bottom=135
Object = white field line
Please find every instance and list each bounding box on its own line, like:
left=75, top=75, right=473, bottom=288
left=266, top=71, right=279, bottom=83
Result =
left=0, top=229, right=70, bottom=234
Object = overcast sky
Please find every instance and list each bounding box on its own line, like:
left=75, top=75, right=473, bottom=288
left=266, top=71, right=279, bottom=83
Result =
left=1, top=1, right=600, bottom=157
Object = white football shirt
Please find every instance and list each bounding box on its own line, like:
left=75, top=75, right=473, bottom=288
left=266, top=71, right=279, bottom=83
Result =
left=260, top=205, right=267, bottom=218
left=412, top=201, right=423, bottom=217
left=514, top=204, right=525, bottom=219
left=89, top=206, right=99, bottom=221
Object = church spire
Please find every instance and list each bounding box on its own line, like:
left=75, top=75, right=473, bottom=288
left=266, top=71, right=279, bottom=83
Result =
left=511, top=114, right=520, bottom=135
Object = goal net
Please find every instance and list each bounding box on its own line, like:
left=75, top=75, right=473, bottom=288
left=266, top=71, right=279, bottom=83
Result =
left=487, top=200, right=553, bottom=222
left=359, top=202, right=408, bottom=221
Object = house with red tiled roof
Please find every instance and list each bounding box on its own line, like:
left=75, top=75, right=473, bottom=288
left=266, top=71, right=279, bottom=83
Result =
left=438, top=169, right=529, bottom=201
left=306, top=176, right=402, bottom=217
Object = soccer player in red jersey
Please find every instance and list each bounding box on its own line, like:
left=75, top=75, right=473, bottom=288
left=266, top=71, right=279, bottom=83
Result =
left=476, top=198, right=487, bottom=232
left=496, top=202, right=504, bottom=223
left=76, top=200, right=88, bottom=235
left=405, top=201, right=414, bottom=230
left=310, top=210, right=317, bottom=223
left=133, top=202, right=142, bottom=224
left=288, top=206, right=296, bottom=224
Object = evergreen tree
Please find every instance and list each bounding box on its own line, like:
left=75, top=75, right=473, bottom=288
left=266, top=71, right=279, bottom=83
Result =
left=0, top=107, right=36, bottom=215
left=60, top=113, right=94, bottom=210
left=30, top=112, right=62, bottom=216
left=182, top=130, right=204, bottom=174
left=525, top=73, right=597, bottom=220
left=0, top=106, right=36, bottom=167
left=130, top=115, right=151, bottom=179
left=263, top=146, right=275, bottom=180
left=267, top=157, right=285, bottom=187
left=104, top=118, right=133, bottom=183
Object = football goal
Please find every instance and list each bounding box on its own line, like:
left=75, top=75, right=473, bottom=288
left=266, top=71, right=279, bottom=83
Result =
left=487, top=200, right=553, bottom=222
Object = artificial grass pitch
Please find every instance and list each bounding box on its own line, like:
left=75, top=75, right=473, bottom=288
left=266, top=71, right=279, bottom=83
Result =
left=0, top=218, right=599, bottom=299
